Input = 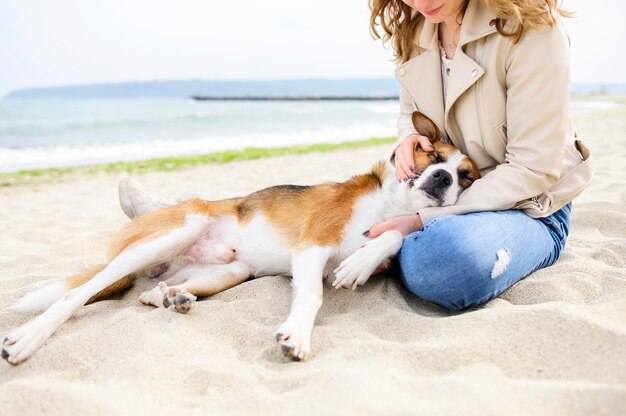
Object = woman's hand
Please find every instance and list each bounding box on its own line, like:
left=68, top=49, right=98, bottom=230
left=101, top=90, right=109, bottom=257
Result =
left=363, top=214, right=424, bottom=274
left=365, top=214, right=424, bottom=239
left=354, top=214, right=423, bottom=276
left=394, top=134, right=434, bottom=181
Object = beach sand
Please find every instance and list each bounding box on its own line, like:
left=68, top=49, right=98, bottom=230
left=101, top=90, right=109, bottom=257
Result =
left=1, top=110, right=625, bottom=415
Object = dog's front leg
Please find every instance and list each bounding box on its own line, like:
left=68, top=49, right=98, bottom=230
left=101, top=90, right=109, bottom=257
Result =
left=332, top=230, right=404, bottom=290
left=276, top=246, right=332, bottom=362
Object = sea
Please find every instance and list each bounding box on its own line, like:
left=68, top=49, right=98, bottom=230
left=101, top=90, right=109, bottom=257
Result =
left=0, top=98, right=402, bottom=173
left=0, top=86, right=621, bottom=173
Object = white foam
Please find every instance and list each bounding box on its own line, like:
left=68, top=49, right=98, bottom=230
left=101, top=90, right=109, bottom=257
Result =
left=0, top=122, right=396, bottom=173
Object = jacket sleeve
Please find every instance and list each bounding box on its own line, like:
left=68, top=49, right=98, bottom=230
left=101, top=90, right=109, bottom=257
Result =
left=390, top=83, right=420, bottom=164
left=397, top=84, right=419, bottom=143
left=417, top=21, right=571, bottom=224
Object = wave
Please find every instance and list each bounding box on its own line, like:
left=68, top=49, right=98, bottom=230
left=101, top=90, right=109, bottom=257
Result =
left=0, top=113, right=225, bottom=140
left=0, top=100, right=401, bottom=150
left=0, top=121, right=397, bottom=173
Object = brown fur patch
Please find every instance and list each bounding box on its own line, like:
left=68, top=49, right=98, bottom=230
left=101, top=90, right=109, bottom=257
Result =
left=109, top=206, right=187, bottom=259
left=370, top=160, right=387, bottom=184
left=458, top=156, right=481, bottom=190
left=184, top=198, right=240, bottom=217
left=412, top=142, right=455, bottom=175
left=296, top=163, right=385, bottom=249
left=66, top=264, right=136, bottom=305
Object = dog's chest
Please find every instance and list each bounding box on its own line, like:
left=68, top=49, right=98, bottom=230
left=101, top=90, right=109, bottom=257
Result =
left=237, top=214, right=293, bottom=276
left=334, top=191, right=387, bottom=260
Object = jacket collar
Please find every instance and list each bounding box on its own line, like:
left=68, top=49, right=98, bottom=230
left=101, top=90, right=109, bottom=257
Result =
left=400, top=0, right=497, bottom=146
left=446, top=1, right=497, bottom=139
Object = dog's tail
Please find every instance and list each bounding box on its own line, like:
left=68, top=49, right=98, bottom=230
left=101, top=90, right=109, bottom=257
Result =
left=10, top=264, right=136, bottom=313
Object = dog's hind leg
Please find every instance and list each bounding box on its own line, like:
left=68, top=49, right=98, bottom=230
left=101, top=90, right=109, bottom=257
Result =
left=2, top=215, right=210, bottom=365
left=10, top=265, right=138, bottom=314
left=276, top=246, right=333, bottom=362
left=138, top=261, right=251, bottom=314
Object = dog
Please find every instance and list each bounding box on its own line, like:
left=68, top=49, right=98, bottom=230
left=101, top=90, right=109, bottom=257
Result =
left=2, top=112, right=480, bottom=365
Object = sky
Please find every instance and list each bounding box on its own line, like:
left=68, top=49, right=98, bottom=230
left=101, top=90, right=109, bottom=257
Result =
left=0, top=0, right=624, bottom=96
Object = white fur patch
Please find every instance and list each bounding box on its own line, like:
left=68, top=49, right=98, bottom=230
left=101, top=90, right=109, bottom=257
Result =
left=238, top=214, right=292, bottom=277
left=336, top=190, right=386, bottom=262
left=491, top=248, right=511, bottom=279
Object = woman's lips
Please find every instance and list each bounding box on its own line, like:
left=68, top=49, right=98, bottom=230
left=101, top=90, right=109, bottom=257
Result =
left=423, top=5, right=443, bottom=17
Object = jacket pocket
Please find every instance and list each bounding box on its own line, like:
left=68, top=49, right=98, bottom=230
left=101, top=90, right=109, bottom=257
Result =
left=483, top=120, right=507, bottom=159
left=498, top=122, right=507, bottom=144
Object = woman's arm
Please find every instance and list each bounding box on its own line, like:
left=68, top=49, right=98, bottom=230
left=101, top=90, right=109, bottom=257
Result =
left=366, top=214, right=424, bottom=238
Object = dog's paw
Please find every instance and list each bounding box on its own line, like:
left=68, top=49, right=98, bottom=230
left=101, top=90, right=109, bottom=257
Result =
left=275, top=322, right=311, bottom=362
left=2, top=319, right=53, bottom=365
left=332, top=248, right=379, bottom=290
left=139, top=282, right=197, bottom=314
left=164, top=287, right=197, bottom=314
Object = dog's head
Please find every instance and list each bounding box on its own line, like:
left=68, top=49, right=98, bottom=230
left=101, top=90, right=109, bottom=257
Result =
left=407, top=112, right=480, bottom=207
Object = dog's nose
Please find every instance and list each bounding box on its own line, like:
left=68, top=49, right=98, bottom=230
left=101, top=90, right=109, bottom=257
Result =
left=432, top=169, right=452, bottom=187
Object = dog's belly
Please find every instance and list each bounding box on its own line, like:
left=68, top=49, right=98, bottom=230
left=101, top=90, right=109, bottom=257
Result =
left=237, top=214, right=292, bottom=277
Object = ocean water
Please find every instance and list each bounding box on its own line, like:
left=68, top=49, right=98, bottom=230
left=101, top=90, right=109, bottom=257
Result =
left=0, top=99, right=400, bottom=172
left=0, top=97, right=618, bottom=173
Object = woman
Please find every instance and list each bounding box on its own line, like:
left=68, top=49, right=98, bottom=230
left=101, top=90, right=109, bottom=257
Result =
left=119, top=0, right=592, bottom=311
left=365, top=0, right=592, bottom=309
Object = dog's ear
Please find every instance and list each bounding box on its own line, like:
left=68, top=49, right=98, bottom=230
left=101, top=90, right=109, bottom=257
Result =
left=411, top=111, right=441, bottom=143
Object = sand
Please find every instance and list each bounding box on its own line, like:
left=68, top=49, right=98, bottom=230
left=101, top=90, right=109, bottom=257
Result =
left=1, top=111, right=625, bottom=415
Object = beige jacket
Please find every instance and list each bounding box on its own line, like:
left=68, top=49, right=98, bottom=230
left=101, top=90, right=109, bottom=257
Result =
left=393, top=0, right=593, bottom=224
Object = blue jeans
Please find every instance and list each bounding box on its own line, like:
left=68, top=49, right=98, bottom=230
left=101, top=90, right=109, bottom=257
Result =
left=398, top=203, right=572, bottom=310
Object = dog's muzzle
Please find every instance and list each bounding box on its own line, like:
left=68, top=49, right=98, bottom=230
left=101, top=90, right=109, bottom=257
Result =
left=420, top=169, right=452, bottom=204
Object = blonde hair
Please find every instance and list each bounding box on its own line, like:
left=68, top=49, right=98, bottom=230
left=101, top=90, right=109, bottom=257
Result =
left=369, top=0, right=573, bottom=63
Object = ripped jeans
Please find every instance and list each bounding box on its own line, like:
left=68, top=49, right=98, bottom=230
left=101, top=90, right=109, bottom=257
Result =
left=398, top=203, right=572, bottom=310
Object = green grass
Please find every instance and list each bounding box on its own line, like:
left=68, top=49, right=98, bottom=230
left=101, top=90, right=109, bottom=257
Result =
left=0, top=136, right=397, bottom=187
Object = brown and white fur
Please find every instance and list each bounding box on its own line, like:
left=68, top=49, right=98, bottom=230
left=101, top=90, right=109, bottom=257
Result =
left=2, top=112, right=480, bottom=365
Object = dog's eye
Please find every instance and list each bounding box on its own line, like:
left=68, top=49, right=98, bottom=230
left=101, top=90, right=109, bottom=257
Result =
left=429, top=153, right=444, bottom=164
left=458, top=169, right=474, bottom=182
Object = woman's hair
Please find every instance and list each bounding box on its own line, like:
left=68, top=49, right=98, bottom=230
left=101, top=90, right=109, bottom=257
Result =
left=369, top=0, right=572, bottom=63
